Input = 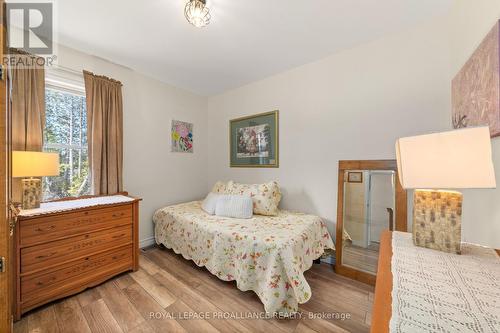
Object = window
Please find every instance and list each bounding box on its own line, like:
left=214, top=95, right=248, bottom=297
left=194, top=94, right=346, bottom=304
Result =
left=43, top=75, right=90, bottom=200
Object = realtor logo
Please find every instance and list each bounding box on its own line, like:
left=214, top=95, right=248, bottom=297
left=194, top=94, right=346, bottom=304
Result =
left=6, top=2, right=53, bottom=54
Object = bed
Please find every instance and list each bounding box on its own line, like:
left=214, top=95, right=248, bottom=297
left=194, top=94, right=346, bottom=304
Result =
left=153, top=201, right=334, bottom=315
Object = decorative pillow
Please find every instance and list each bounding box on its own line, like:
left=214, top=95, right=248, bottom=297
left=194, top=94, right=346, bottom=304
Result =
left=201, top=192, right=220, bottom=215
left=215, top=195, right=253, bottom=219
left=229, top=181, right=282, bottom=216
left=211, top=180, right=234, bottom=194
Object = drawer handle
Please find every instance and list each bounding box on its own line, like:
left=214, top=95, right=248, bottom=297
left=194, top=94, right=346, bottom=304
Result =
left=35, top=225, right=55, bottom=232
left=36, top=277, right=56, bottom=286
left=35, top=252, right=57, bottom=260
left=112, top=234, right=125, bottom=239
left=112, top=213, right=124, bottom=218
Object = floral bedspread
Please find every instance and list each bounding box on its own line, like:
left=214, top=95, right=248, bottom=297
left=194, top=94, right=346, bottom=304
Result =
left=153, top=201, right=334, bottom=315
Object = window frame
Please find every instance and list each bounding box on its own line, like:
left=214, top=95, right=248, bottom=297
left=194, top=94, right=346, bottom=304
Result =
left=43, top=68, right=90, bottom=200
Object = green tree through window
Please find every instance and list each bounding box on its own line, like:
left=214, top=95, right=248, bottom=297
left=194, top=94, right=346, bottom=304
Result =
left=43, top=88, right=90, bottom=200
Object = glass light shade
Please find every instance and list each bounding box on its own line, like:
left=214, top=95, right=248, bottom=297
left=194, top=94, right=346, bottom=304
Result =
left=395, top=127, right=496, bottom=189
left=185, top=0, right=211, bottom=28
left=12, top=151, right=60, bottom=178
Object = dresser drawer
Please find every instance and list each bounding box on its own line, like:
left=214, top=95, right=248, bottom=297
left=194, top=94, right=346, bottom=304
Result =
left=20, top=205, right=132, bottom=246
left=20, top=225, right=132, bottom=274
left=21, top=245, right=132, bottom=301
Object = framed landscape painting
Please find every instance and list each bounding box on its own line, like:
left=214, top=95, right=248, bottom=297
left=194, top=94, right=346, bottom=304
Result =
left=230, top=110, right=279, bottom=168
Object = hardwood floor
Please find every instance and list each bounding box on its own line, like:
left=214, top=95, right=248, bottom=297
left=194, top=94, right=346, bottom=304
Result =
left=14, top=246, right=374, bottom=333
left=343, top=243, right=380, bottom=274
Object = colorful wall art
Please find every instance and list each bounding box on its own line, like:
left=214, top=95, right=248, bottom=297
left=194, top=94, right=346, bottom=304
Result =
left=171, top=120, right=193, bottom=153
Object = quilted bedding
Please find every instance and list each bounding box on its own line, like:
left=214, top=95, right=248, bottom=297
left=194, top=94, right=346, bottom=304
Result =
left=153, top=201, right=334, bottom=315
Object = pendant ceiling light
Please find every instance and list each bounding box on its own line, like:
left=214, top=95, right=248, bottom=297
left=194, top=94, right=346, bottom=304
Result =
left=184, top=0, right=211, bottom=28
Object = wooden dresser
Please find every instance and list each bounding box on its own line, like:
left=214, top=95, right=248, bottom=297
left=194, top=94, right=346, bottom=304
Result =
left=13, top=194, right=141, bottom=320
left=370, top=231, right=393, bottom=333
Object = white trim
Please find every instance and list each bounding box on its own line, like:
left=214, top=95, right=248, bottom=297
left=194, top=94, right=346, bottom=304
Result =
left=46, top=83, right=85, bottom=97
left=140, top=236, right=156, bottom=249
left=46, top=66, right=86, bottom=95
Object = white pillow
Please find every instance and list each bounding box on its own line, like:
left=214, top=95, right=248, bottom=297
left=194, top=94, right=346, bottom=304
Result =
left=201, top=192, right=220, bottom=215
left=215, top=195, right=253, bottom=219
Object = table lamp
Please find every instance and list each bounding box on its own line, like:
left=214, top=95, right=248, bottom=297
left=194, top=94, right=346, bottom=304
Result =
left=395, top=127, right=496, bottom=254
left=13, top=151, right=60, bottom=209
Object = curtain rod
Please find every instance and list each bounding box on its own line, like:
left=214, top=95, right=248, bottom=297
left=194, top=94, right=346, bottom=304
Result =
left=83, top=70, right=123, bottom=86
left=48, top=65, right=123, bottom=86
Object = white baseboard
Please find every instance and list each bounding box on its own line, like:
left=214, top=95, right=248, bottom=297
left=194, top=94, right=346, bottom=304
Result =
left=139, top=236, right=156, bottom=248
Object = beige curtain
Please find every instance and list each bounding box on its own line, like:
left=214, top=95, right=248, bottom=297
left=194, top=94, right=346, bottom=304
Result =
left=83, top=70, right=123, bottom=195
left=11, top=52, right=46, bottom=201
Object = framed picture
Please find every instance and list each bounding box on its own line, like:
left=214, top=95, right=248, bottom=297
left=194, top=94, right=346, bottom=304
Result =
left=230, top=110, right=279, bottom=168
left=347, top=171, right=363, bottom=183
left=171, top=120, right=193, bottom=153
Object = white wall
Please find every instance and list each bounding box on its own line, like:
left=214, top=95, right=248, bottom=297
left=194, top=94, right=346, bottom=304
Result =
left=207, top=17, right=452, bottom=237
left=55, top=45, right=208, bottom=246
left=447, top=0, right=500, bottom=248
left=54, top=0, right=500, bottom=248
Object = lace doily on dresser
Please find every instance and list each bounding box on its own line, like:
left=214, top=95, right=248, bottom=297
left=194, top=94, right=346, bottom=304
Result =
left=18, top=195, right=135, bottom=217
left=390, top=231, right=500, bottom=333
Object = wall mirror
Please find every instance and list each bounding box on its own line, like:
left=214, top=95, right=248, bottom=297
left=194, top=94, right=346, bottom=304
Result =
left=335, top=160, right=407, bottom=285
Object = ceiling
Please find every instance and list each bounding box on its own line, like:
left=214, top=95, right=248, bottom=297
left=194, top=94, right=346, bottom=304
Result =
left=55, top=0, right=453, bottom=96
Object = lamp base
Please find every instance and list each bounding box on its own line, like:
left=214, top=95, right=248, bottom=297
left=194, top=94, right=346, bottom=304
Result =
left=21, top=178, right=42, bottom=209
left=413, top=189, right=462, bottom=254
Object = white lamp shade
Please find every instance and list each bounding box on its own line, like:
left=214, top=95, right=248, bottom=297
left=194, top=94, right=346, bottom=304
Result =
left=12, top=151, right=60, bottom=178
left=396, top=127, right=496, bottom=189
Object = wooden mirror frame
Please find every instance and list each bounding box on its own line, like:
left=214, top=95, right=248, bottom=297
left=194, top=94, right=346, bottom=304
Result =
left=335, top=160, right=407, bottom=285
